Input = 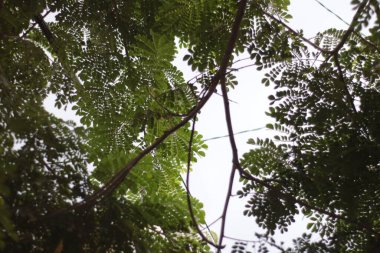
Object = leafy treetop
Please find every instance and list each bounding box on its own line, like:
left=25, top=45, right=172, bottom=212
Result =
left=0, top=0, right=379, bottom=252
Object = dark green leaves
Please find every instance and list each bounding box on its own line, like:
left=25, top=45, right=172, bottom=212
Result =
left=239, top=2, right=380, bottom=250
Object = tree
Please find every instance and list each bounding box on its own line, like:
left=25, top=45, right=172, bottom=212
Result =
left=236, top=1, right=380, bottom=252
left=0, top=0, right=379, bottom=252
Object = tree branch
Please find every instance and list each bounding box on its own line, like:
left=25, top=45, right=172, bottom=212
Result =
left=215, top=0, right=251, bottom=248
left=44, top=0, right=249, bottom=218
left=333, top=54, right=370, bottom=139
left=224, top=235, right=260, bottom=244
left=200, top=216, right=222, bottom=231
left=264, top=0, right=378, bottom=58
left=18, top=11, right=52, bottom=40
left=262, top=11, right=328, bottom=53
left=218, top=22, right=376, bottom=236
left=326, top=0, right=370, bottom=61
left=312, top=0, right=376, bottom=52
left=185, top=117, right=223, bottom=249
left=34, top=14, right=83, bottom=92
left=217, top=58, right=240, bottom=253
left=33, top=14, right=55, bottom=42
left=217, top=165, right=237, bottom=253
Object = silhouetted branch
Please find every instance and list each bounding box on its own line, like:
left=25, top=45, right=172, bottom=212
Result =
left=185, top=117, right=223, bottom=249
left=217, top=73, right=238, bottom=252
left=313, top=0, right=380, bottom=52
left=200, top=216, right=222, bottom=231
left=326, top=0, right=370, bottom=61
left=33, top=13, right=55, bottom=42
left=224, top=235, right=260, bottom=244
left=262, top=11, right=328, bottom=53
left=217, top=164, right=236, bottom=253
left=44, top=0, right=249, bottom=218
left=34, top=14, right=83, bottom=92
left=18, top=11, right=52, bottom=40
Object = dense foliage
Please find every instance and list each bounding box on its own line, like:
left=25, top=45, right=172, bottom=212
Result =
left=237, top=1, right=380, bottom=252
left=0, top=0, right=379, bottom=252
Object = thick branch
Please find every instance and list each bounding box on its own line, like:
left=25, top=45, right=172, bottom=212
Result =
left=18, top=11, right=52, bottom=40
left=45, top=0, right=249, bottom=217
left=33, top=14, right=55, bottom=42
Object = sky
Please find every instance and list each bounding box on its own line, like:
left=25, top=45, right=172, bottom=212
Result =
left=44, top=0, right=355, bottom=251
left=172, top=0, right=356, bottom=251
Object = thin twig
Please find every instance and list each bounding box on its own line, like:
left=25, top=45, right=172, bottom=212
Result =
left=204, top=127, right=265, bottom=142
left=225, top=234, right=287, bottom=252
left=312, top=52, right=321, bottom=67
left=313, top=0, right=351, bottom=26
left=333, top=54, right=370, bottom=138
left=326, top=0, right=370, bottom=61
left=186, top=57, right=250, bottom=86
left=217, top=73, right=238, bottom=252
left=200, top=216, right=222, bottom=231
left=232, top=56, right=251, bottom=65
left=261, top=236, right=287, bottom=252
left=313, top=0, right=380, bottom=53
left=262, top=11, right=328, bottom=53
left=185, top=116, right=223, bottom=249
left=214, top=91, right=238, bottom=104
left=228, top=63, right=256, bottom=72
left=217, top=164, right=236, bottom=253
left=224, top=235, right=260, bottom=243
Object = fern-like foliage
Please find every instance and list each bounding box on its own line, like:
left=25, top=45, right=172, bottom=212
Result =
left=238, top=2, right=380, bottom=250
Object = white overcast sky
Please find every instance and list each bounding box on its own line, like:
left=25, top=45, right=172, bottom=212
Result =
left=174, top=0, right=355, bottom=251
left=44, top=0, right=355, bottom=251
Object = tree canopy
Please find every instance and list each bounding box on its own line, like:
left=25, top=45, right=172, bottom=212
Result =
left=0, top=0, right=380, bottom=252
